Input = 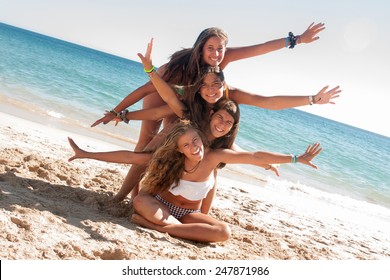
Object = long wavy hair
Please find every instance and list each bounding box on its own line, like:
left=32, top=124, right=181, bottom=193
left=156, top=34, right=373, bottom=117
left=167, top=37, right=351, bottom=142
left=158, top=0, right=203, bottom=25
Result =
left=182, top=69, right=239, bottom=168
left=162, top=27, right=228, bottom=86
left=181, top=66, right=225, bottom=130
left=140, top=120, right=208, bottom=195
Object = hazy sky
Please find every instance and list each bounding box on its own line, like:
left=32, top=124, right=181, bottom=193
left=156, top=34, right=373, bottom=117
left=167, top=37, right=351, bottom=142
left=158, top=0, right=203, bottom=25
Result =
left=1, top=0, right=389, bottom=137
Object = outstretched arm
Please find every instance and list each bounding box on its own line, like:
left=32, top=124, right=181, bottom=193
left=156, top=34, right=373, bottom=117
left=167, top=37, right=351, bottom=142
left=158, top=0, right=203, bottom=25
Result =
left=212, top=143, right=322, bottom=169
left=230, top=85, right=341, bottom=110
left=91, top=81, right=157, bottom=127
left=231, top=143, right=280, bottom=176
left=126, top=104, right=174, bottom=121
left=137, top=38, right=187, bottom=118
left=67, top=137, right=152, bottom=164
left=111, top=104, right=175, bottom=126
left=220, top=22, right=325, bottom=69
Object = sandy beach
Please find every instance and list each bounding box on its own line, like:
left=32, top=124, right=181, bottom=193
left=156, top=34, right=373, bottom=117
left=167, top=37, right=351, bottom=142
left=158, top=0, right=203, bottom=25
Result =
left=0, top=110, right=389, bottom=261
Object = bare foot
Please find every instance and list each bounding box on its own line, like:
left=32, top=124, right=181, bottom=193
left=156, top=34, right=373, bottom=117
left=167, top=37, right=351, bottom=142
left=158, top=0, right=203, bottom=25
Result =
left=131, top=214, right=160, bottom=230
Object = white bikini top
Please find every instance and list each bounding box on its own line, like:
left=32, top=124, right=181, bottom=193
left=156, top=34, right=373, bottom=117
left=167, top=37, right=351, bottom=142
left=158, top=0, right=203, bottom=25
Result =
left=169, top=176, right=215, bottom=201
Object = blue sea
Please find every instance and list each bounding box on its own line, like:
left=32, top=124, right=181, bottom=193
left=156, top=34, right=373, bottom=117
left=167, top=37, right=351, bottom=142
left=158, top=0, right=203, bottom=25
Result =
left=1, top=22, right=389, bottom=210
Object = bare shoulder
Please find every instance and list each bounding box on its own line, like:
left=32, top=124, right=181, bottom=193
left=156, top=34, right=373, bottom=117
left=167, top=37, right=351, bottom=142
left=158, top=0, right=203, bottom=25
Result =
left=206, top=148, right=236, bottom=159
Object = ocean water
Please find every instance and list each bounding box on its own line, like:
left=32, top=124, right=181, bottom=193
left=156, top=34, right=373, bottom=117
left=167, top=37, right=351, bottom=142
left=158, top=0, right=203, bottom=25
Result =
left=1, top=22, right=389, bottom=210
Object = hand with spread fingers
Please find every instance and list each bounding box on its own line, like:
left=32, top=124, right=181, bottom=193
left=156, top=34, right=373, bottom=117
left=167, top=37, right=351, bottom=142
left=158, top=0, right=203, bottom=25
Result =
left=313, top=86, right=342, bottom=105
left=297, top=143, right=323, bottom=169
left=299, top=22, right=326, bottom=44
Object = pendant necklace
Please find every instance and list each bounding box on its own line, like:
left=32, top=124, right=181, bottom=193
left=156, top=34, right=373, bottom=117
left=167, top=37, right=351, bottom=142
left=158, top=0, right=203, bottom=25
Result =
left=184, top=160, right=201, bottom=174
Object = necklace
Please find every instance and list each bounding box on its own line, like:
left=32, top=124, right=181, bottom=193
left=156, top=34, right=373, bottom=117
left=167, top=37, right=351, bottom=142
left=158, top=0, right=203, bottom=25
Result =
left=184, top=160, right=201, bottom=174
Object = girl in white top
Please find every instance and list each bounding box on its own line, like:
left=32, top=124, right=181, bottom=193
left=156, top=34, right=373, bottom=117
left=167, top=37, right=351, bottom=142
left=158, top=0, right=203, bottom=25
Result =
left=68, top=120, right=322, bottom=242
left=108, top=38, right=340, bottom=201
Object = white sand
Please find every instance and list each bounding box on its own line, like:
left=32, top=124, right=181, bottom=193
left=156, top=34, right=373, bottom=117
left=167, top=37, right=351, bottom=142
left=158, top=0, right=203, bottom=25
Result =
left=0, top=111, right=389, bottom=260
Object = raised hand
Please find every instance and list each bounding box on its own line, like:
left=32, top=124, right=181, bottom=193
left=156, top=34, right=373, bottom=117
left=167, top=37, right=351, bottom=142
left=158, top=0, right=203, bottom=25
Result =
left=300, top=22, right=325, bottom=44
left=314, top=85, right=341, bottom=105
left=297, top=143, right=322, bottom=169
left=137, top=38, right=154, bottom=71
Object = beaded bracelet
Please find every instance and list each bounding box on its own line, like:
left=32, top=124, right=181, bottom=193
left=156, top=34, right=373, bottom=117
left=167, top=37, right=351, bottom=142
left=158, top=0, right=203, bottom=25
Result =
left=144, top=65, right=155, bottom=73
left=288, top=32, right=297, bottom=49
left=120, top=109, right=129, bottom=124
left=109, top=109, right=120, bottom=117
left=291, top=154, right=298, bottom=163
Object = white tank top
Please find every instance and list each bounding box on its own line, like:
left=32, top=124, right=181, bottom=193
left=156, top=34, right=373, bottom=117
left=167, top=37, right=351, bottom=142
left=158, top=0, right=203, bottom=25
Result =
left=169, top=176, right=215, bottom=201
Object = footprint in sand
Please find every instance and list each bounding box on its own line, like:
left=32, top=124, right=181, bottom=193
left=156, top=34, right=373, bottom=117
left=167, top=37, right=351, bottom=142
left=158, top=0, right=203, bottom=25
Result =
left=95, top=248, right=130, bottom=260
left=10, top=216, right=31, bottom=230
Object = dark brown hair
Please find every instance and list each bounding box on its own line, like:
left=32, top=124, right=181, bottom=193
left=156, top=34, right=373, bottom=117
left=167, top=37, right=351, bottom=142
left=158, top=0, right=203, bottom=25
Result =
left=162, top=27, right=228, bottom=86
left=208, top=99, right=240, bottom=169
left=181, top=66, right=225, bottom=130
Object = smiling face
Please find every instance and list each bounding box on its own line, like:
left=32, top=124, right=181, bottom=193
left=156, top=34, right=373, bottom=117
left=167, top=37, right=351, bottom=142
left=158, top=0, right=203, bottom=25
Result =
left=199, top=73, right=225, bottom=104
left=177, top=129, right=204, bottom=162
left=201, top=36, right=226, bottom=67
left=209, top=109, right=234, bottom=139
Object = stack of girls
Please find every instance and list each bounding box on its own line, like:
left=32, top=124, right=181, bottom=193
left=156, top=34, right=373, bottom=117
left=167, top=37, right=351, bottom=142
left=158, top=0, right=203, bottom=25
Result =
left=68, top=23, right=341, bottom=242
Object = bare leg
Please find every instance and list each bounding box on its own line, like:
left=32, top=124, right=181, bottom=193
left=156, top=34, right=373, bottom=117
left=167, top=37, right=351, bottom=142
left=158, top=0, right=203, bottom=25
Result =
left=132, top=192, right=181, bottom=225
left=135, top=92, right=165, bottom=151
left=131, top=212, right=231, bottom=242
left=114, top=93, right=165, bottom=201
left=114, top=164, right=146, bottom=201
left=114, top=123, right=176, bottom=201
left=132, top=192, right=231, bottom=242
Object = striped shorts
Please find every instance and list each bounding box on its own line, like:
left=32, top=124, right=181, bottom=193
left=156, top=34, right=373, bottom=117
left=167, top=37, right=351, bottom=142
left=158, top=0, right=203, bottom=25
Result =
left=155, top=194, right=200, bottom=220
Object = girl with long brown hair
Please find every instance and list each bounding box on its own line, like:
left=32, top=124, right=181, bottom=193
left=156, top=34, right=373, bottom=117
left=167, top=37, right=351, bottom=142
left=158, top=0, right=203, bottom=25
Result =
left=68, top=120, right=322, bottom=242
left=92, top=23, right=326, bottom=151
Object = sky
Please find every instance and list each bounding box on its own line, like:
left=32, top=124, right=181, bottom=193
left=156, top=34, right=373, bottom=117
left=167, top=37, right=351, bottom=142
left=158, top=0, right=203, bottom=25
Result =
left=1, top=0, right=389, bottom=137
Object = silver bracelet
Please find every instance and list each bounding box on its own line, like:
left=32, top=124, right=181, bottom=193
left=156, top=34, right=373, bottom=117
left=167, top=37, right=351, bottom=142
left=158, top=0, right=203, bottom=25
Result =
left=110, top=109, right=120, bottom=117
left=309, top=96, right=314, bottom=105
left=291, top=154, right=298, bottom=163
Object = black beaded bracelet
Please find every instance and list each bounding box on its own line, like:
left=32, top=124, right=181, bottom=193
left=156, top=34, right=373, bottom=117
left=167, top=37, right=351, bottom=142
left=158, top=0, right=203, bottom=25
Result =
left=288, top=32, right=297, bottom=49
left=120, top=109, right=129, bottom=124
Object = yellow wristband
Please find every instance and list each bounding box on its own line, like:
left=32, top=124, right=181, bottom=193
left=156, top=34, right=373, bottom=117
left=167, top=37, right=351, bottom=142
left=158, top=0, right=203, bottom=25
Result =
left=144, top=65, right=155, bottom=73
